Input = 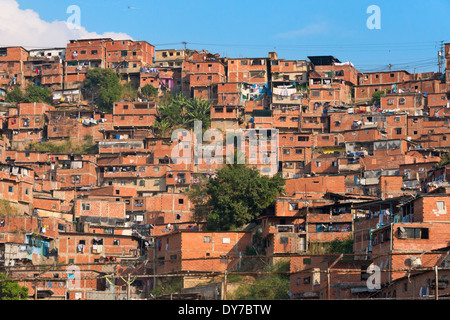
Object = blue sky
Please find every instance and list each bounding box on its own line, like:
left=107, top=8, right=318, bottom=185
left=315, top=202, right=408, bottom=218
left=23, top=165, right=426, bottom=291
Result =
left=11, top=0, right=450, bottom=73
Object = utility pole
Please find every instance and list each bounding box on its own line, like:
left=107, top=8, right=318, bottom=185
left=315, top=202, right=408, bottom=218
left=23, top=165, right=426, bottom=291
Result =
left=438, top=40, right=444, bottom=74
left=223, top=270, right=228, bottom=300
left=127, top=273, right=131, bottom=300
left=327, top=254, right=343, bottom=300
left=435, top=265, right=439, bottom=300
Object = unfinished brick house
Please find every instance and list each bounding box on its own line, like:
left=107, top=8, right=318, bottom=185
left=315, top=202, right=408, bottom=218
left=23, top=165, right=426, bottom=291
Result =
left=149, top=230, right=252, bottom=275
left=46, top=153, right=98, bottom=192
left=355, top=70, right=413, bottom=103
left=6, top=102, right=54, bottom=150
left=182, top=59, right=227, bottom=103
left=0, top=46, right=29, bottom=93
left=210, top=82, right=249, bottom=131
left=0, top=164, right=34, bottom=215
left=352, top=193, right=450, bottom=289
left=289, top=254, right=374, bottom=299
left=376, top=247, right=450, bottom=299
left=65, top=38, right=155, bottom=90
left=112, top=100, right=157, bottom=130
left=47, top=106, right=112, bottom=143
left=271, top=53, right=309, bottom=117
left=24, top=48, right=65, bottom=91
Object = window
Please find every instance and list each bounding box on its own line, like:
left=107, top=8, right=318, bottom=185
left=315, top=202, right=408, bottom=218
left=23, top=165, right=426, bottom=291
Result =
left=312, top=90, right=320, bottom=97
left=437, top=201, right=446, bottom=213
left=91, top=50, right=98, bottom=55
left=113, top=240, right=120, bottom=246
left=396, top=128, right=402, bottom=135
left=398, top=227, right=429, bottom=239
left=8, top=186, right=13, bottom=193
left=316, top=161, right=321, bottom=167
left=279, top=117, right=286, bottom=122
left=283, top=149, right=290, bottom=155
left=303, top=277, right=311, bottom=284
left=178, top=199, right=184, bottom=204
left=295, top=148, right=303, bottom=154
left=240, top=60, right=248, bottom=65
left=222, top=237, right=230, bottom=244
left=280, top=237, right=289, bottom=244
left=82, top=203, right=90, bottom=211
left=399, top=98, right=406, bottom=105
left=203, top=236, right=211, bottom=243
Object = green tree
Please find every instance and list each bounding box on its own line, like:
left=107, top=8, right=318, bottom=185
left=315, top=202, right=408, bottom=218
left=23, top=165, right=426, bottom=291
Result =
left=140, top=84, right=158, bottom=100
left=5, top=84, right=52, bottom=104
left=189, top=164, right=285, bottom=231
left=83, top=68, right=122, bottom=112
left=154, top=93, right=211, bottom=135
left=232, top=261, right=290, bottom=300
left=5, top=86, right=24, bottom=103
left=153, top=118, right=171, bottom=138
left=0, top=273, right=29, bottom=300
left=22, top=84, right=52, bottom=104
left=121, top=82, right=138, bottom=101
left=371, top=90, right=386, bottom=106
left=185, top=97, right=211, bottom=130
left=438, top=152, right=450, bottom=168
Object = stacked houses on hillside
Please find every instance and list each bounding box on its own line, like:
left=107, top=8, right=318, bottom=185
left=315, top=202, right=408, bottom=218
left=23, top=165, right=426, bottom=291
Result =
left=0, top=39, right=449, bottom=300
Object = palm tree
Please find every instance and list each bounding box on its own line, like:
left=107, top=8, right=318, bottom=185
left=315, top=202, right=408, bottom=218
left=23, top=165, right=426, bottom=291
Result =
left=153, top=118, right=171, bottom=138
left=185, top=97, right=211, bottom=130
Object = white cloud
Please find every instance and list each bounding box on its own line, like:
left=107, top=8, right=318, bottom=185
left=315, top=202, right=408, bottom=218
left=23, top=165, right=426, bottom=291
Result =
left=0, top=0, right=132, bottom=49
left=274, top=22, right=329, bottom=39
